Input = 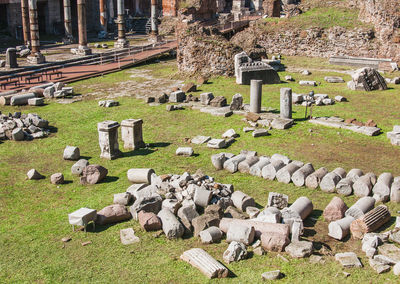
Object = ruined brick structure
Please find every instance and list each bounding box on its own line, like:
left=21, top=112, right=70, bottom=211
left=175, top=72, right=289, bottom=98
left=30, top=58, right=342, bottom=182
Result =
left=162, top=0, right=179, bottom=16
left=263, top=0, right=280, bottom=17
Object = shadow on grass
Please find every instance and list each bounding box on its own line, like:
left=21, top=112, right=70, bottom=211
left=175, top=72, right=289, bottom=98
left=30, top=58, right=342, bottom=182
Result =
left=148, top=142, right=171, bottom=148
left=92, top=223, right=117, bottom=233
left=100, top=176, right=119, bottom=183
left=123, top=148, right=155, bottom=157
left=80, top=155, right=92, bottom=160
left=63, top=180, right=73, bottom=185
left=377, top=216, right=396, bottom=232
left=47, top=126, right=58, bottom=133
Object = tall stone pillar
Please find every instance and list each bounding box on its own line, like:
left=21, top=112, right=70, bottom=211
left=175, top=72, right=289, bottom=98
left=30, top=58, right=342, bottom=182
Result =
left=121, top=119, right=145, bottom=150
left=114, top=0, right=129, bottom=48
left=99, top=0, right=107, bottom=31
left=280, top=88, right=292, bottom=119
left=76, top=0, right=92, bottom=55
left=21, top=0, right=31, bottom=47
left=27, top=0, right=45, bottom=64
left=98, top=121, right=121, bottom=160
left=63, top=0, right=74, bottom=43
left=250, top=80, right=262, bottom=113
left=151, top=0, right=158, bottom=36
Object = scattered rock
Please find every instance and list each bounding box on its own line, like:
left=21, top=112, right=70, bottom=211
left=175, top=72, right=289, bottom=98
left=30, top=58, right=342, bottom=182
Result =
left=261, top=270, right=282, bottom=281
left=63, top=146, right=80, bottom=160
left=335, top=252, right=363, bottom=268
left=223, top=241, right=247, bottom=264
left=50, top=173, right=64, bottom=185
left=27, top=168, right=44, bottom=180
left=285, top=241, right=313, bottom=258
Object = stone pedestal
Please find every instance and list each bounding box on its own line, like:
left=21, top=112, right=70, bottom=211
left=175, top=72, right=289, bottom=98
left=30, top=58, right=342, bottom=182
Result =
left=5, top=48, right=18, bottom=69
left=121, top=119, right=145, bottom=150
left=280, top=88, right=292, bottom=119
left=250, top=79, right=262, bottom=113
left=114, top=38, right=129, bottom=49
left=27, top=53, right=45, bottom=64
left=76, top=45, right=92, bottom=55
left=98, top=120, right=121, bottom=160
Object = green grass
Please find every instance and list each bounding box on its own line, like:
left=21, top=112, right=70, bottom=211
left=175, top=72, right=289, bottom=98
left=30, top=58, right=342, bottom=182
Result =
left=262, top=6, right=371, bottom=32
left=1, top=58, right=400, bottom=283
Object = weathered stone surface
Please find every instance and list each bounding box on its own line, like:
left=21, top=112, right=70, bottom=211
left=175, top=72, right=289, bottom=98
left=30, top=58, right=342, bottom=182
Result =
left=63, top=146, right=80, bottom=160
left=378, top=244, right=400, bottom=263
left=127, top=168, right=155, bottom=184
left=230, top=93, right=243, bottom=110
left=369, top=258, right=390, bottom=274
left=394, top=262, right=400, bottom=276
left=252, top=129, right=269, bottom=137
left=256, top=207, right=282, bottom=223
left=169, top=90, right=186, bottom=102
left=200, top=92, right=214, bottom=105
left=96, top=204, right=131, bottom=225
left=261, top=270, right=282, bottom=281
left=130, top=194, right=162, bottom=218
left=157, top=208, right=184, bottom=239
left=199, top=226, right=223, bottom=244
left=194, top=187, right=212, bottom=207
left=113, top=192, right=131, bottom=206
left=209, top=96, right=227, bottom=107
left=11, top=128, right=24, bottom=141
left=50, top=173, right=64, bottom=185
left=325, top=76, right=345, bottom=83
left=323, top=196, right=348, bottom=222
left=226, top=224, right=255, bottom=245
left=285, top=241, right=313, bottom=258
left=267, top=192, right=288, bottom=209
left=328, top=216, right=355, bottom=240
left=261, top=232, right=290, bottom=252
left=71, top=159, right=89, bottom=175
left=27, top=168, right=44, bottom=180
left=347, top=67, right=387, bottom=91
left=223, top=241, right=247, bottom=264
left=231, top=191, right=255, bottom=211
left=176, top=147, right=194, bottom=157
left=120, top=228, right=140, bottom=245
left=192, top=213, right=221, bottom=237
left=28, top=98, right=44, bottom=106
left=191, top=135, right=211, bottom=144
left=207, top=138, right=226, bottom=149
left=335, top=252, right=363, bottom=268
left=138, top=211, right=162, bottom=231
left=80, top=165, right=108, bottom=185
left=180, top=248, right=228, bottom=279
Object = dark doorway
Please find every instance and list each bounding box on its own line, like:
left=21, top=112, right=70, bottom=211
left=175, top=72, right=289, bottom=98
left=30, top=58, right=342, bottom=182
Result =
left=0, top=4, right=7, bottom=31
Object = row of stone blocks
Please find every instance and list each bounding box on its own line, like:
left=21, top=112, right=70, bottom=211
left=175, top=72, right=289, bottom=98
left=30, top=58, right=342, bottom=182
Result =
left=98, top=119, right=144, bottom=160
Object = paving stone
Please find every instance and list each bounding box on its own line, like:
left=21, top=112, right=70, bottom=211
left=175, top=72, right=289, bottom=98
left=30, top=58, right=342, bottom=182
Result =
left=285, top=241, right=313, bottom=258
left=335, top=252, right=363, bottom=268
left=120, top=228, right=140, bottom=245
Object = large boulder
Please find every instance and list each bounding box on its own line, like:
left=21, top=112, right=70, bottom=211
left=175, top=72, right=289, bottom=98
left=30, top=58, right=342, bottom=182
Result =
left=96, top=204, right=131, bottom=225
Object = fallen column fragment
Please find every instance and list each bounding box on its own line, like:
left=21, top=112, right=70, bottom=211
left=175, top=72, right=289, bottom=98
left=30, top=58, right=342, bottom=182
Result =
left=292, top=163, right=315, bottom=187
left=223, top=155, right=246, bottom=173
left=181, top=248, right=228, bottom=279
left=157, top=208, right=184, bottom=239
left=328, top=216, right=355, bottom=240
left=262, top=159, right=285, bottom=180
left=347, top=169, right=364, bottom=180
left=276, top=162, right=301, bottom=184
left=238, top=156, right=259, bottom=174
left=345, top=196, right=376, bottom=219
left=305, top=167, right=328, bottom=189
left=249, top=157, right=270, bottom=177
left=353, top=173, right=376, bottom=197
left=323, top=196, right=348, bottom=222
left=320, top=168, right=345, bottom=193
left=290, top=196, right=313, bottom=220
left=219, top=218, right=290, bottom=239
left=226, top=224, right=255, bottom=245
left=231, top=191, right=255, bottom=212
left=350, top=205, right=391, bottom=239
left=127, top=168, right=155, bottom=183
left=200, top=227, right=223, bottom=244
left=390, top=181, right=400, bottom=202
left=336, top=177, right=354, bottom=196
left=372, top=173, right=394, bottom=202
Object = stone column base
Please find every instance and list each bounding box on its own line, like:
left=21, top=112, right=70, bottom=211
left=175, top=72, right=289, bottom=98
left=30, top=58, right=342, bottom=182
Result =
left=72, top=45, right=92, bottom=56
left=27, top=53, right=46, bottom=64
left=114, top=39, right=130, bottom=49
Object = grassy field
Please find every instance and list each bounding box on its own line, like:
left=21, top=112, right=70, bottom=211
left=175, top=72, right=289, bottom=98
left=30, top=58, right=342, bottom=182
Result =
left=1, top=57, right=400, bottom=283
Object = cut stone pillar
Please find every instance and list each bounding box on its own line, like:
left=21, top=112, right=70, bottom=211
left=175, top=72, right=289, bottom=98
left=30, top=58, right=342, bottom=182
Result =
left=328, top=216, right=355, bottom=240
left=354, top=174, right=375, bottom=197
left=372, top=172, right=394, bottom=202
left=6, top=48, right=18, bottom=69
left=390, top=181, right=400, bottom=203
left=289, top=196, right=313, bottom=220
left=231, top=191, right=255, bottom=211
left=320, top=172, right=341, bottom=193
left=114, top=0, right=129, bottom=48
left=157, top=208, right=184, bottom=239
left=336, top=177, right=354, bottom=196
left=345, top=196, right=375, bottom=219
left=223, top=154, right=246, bottom=173
left=262, top=159, right=285, bottom=180
left=350, top=205, right=391, bottom=239
left=280, top=88, right=292, bottom=119
left=238, top=156, right=259, bottom=173
left=76, top=0, right=92, bottom=55
left=292, top=163, right=315, bottom=187
left=98, top=120, right=120, bottom=160
left=127, top=168, right=155, bottom=183
left=305, top=167, right=328, bottom=189
left=219, top=218, right=290, bottom=239
left=21, top=0, right=31, bottom=47
left=276, top=162, right=300, bottom=184
left=121, top=119, right=145, bottom=150
left=249, top=157, right=270, bottom=177
left=150, top=0, right=158, bottom=35
left=181, top=248, right=228, bottom=279
left=99, top=0, right=107, bottom=31
left=63, top=0, right=74, bottom=43
left=199, top=227, right=223, bottom=244
left=250, top=79, right=262, bottom=113
left=27, top=0, right=45, bottom=64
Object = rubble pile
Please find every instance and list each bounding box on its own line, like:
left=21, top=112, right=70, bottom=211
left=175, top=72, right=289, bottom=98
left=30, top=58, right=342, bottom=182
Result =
left=0, top=112, right=50, bottom=141
left=292, top=93, right=347, bottom=106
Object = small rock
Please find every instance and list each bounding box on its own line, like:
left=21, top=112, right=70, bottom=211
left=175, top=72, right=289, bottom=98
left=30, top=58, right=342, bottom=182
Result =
left=50, top=173, right=64, bottom=185
left=254, top=246, right=266, bottom=256
left=223, top=241, right=247, bottom=264
left=285, top=241, right=313, bottom=258
left=63, top=146, right=80, bottom=160
left=261, top=270, right=282, bottom=281
left=222, top=129, right=237, bottom=138
left=61, top=237, right=71, bottom=242
left=252, top=129, right=269, bottom=137
left=120, top=228, right=140, bottom=245
left=27, top=169, right=44, bottom=180
left=176, top=147, right=194, bottom=157
left=81, top=241, right=92, bottom=246
left=335, top=252, right=363, bottom=268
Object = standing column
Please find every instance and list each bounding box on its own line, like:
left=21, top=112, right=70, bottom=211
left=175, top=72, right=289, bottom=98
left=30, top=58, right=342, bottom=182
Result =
left=114, top=0, right=129, bottom=48
left=63, top=0, right=74, bottom=43
left=21, top=0, right=30, bottom=47
left=150, top=0, right=158, bottom=36
left=99, top=0, right=107, bottom=31
left=250, top=80, right=262, bottom=113
left=76, top=0, right=92, bottom=55
left=280, top=88, right=292, bottom=119
left=98, top=121, right=121, bottom=160
left=27, top=0, right=45, bottom=64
